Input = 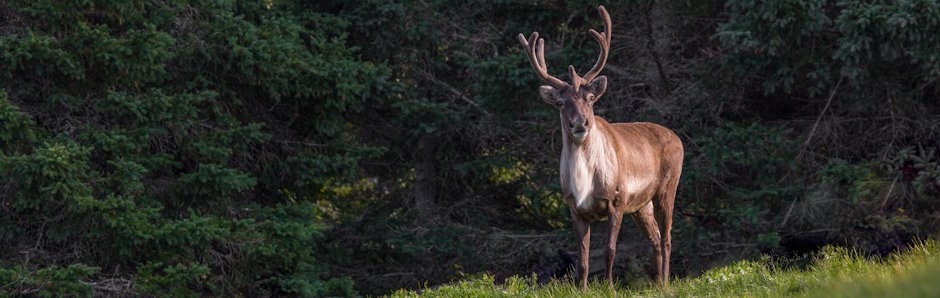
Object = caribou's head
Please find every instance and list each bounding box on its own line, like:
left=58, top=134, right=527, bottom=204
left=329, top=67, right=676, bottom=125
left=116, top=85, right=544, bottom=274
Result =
left=519, top=6, right=611, bottom=144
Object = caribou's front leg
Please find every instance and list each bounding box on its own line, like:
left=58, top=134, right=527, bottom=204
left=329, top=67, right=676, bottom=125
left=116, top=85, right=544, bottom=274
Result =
left=572, top=212, right=591, bottom=289
left=604, top=205, right=624, bottom=288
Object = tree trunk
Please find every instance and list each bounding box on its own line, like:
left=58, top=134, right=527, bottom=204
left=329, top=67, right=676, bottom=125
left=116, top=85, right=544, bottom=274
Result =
left=414, top=135, right=438, bottom=217
left=644, top=0, right=672, bottom=98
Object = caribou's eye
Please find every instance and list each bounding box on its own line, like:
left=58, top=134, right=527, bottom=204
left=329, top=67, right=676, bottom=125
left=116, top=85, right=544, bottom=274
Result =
left=586, top=94, right=595, bottom=102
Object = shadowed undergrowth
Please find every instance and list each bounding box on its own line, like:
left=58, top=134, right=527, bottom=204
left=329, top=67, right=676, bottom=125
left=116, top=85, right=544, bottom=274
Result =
left=391, top=239, right=940, bottom=297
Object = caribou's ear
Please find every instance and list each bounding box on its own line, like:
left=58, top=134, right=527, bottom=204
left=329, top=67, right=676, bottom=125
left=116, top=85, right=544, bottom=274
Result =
left=539, top=85, right=563, bottom=107
left=587, top=76, right=608, bottom=103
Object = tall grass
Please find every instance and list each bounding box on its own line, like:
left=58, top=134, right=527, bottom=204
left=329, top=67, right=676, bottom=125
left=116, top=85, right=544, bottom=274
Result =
left=391, top=240, right=939, bottom=297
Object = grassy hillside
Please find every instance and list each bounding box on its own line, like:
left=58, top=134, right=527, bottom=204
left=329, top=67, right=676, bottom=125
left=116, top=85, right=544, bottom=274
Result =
left=392, top=240, right=940, bottom=297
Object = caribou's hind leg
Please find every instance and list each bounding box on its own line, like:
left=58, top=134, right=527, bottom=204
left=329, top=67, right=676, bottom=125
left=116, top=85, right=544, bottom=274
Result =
left=654, top=154, right=681, bottom=286
left=631, top=202, right=663, bottom=284
left=653, top=195, right=674, bottom=286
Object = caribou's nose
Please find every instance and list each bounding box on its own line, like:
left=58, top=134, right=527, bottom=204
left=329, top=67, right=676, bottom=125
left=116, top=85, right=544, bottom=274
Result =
left=570, top=118, right=587, bottom=133
left=571, top=124, right=586, bottom=134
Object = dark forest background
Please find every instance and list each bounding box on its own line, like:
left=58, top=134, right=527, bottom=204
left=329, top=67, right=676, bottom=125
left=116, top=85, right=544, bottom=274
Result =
left=1, top=0, right=939, bottom=296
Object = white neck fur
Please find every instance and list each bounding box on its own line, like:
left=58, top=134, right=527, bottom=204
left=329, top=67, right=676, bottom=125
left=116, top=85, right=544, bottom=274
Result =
left=560, top=124, right=616, bottom=211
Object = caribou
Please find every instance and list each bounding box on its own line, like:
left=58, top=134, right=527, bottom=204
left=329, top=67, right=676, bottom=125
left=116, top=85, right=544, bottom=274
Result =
left=518, top=6, right=684, bottom=289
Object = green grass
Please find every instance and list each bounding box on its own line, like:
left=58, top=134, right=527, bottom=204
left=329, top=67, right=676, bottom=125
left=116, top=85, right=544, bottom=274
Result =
left=390, top=240, right=940, bottom=297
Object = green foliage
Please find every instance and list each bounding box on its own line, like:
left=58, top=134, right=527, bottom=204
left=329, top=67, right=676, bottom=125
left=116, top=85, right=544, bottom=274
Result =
left=0, top=32, right=84, bottom=82
left=684, top=122, right=800, bottom=250
left=817, top=159, right=888, bottom=204
left=698, top=122, right=795, bottom=191
left=719, top=0, right=940, bottom=95
left=896, top=147, right=940, bottom=201
left=718, top=0, right=832, bottom=94
left=834, top=0, right=940, bottom=80
left=0, top=0, right=382, bottom=296
left=0, top=91, right=37, bottom=152
left=135, top=262, right=210, bottom=297
left=176, top=164, right=256, bottom=202
left=2, top=141, right=94, bottom=213
left=0, top=264, right=97, bottom=297
left=239, top=203, right=324, bottom=294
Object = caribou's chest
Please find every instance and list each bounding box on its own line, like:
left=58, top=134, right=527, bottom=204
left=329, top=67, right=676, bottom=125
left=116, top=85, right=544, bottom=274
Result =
left=560, top=147, right=614, bottom=219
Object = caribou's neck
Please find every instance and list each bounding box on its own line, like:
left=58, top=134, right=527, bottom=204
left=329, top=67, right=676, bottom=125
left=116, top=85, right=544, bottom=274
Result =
left=560, top=118, right=617, bottom=212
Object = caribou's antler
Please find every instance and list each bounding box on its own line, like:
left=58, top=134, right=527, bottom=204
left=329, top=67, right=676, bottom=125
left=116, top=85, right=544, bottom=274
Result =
left=579, top=5, right=612, bottom=85
left=518, top=32, right=568, bottom=89
left=520, top=6, right=611, bottom=90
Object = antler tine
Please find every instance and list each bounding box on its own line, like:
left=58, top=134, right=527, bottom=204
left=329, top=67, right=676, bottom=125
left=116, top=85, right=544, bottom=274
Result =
left=581, top=5, right=612, bottom=83
left=569, top=65, right=582, bottom=92
left=518, top=32, right=567, bottom=89
left=536, top=38, right=547, bottom=71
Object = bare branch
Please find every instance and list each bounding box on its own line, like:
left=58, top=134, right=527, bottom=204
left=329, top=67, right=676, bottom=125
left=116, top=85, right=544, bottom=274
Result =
left=416, top=68, right=492, bottom=117
left=797, top=77, right=844, bottom=161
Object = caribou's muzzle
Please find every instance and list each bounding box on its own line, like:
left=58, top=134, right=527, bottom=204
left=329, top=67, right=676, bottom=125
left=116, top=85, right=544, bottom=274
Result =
left=571, top=124, right=587, bottom=141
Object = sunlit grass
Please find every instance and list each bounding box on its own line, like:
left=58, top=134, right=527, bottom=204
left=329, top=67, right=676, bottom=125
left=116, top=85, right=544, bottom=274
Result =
left=391, top=239, right=939, bottom=297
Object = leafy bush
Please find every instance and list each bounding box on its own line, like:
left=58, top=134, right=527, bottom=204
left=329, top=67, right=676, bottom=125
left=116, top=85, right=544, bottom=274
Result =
left=681, top=122, right=799, bottom=251
left=0, top=0, right=380, bottom=296
left=0, top=264, right=97, bottom=297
